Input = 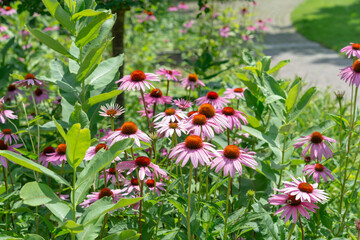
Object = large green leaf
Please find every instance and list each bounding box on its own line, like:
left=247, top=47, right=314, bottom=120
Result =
left=75, top=12, right=112, bottom=47
left=102, top=230, right=140, bottom=240
left=42, top=0, right=76, bottom=34
left=69, top=102, right=89, bottom=128
left=0, top=151, right=70, bottom=186
left=26, top=26, right=76, bottom=60
left=285, top=83, right=300, bottom=112
left=75, top=138, right=134, bottom=189
left=288, top=87, right=316, bottom=121
left=20, top=182, right=60, bottom=206
left=66, top=123, right=91, bottom=168
left=45, top=201, right=73, bottom=222
left=72, top=9, right=103, bottom=20
left=61, top=220, right=84, bottom=234
left=83, top=89, right=123, bottom=111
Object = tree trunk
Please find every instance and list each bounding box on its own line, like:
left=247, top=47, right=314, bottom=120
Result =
left=112, top=9, right=126, bottom=125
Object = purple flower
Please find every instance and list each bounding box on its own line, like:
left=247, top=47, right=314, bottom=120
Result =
left=180, top=73, right=205, bottom=91
left=99, top=103, right=125, bottom=118
left=183, top=114, right=219, bottom=139
left=29, top=88, right=49, bottom=103
left=46, top=144, right=67, bottom=166
left=116, top=70, right=159, bottom=92
left=0, top=128, right=18, bottom=144
left=168, top=6, right=178, bottom=12
left=154, top=108, right=186, bottom=124
left=195, top=91, right=230, bottom=109
left=0, top=6, right=17, bottom=16
left=155, top=121, right=187, bottom=138
left=80, top=187, right=122, bottom=208
left=0, top=25, right=8, bottom=32
left=219, top=26, right=230, bottom=38
left=99, top=167, right=126, bottom=186
left=156, top=68, right=181, bottom=81
left=146, top=179, right=166, bottom=196
left=0, top=97, right=17, bottom=123
left=303, top=163, right=334, bottom=183
left=142, top=88, right=172, bottom=106
left=216, top=107, right=248, bottom=130
left=340, top=43, right=360, bottom=58
left=13, top=74, right=45, bottom=88
left=294, top=132, right=336, bottom=160
left=0, top=140, right=22, bottom=168
left=52, top=96, right=62, bottom=105
left=223, top=87, right=247, bottom=100
left=5, top=84, right=23, bottom=102
left=178, top=2, right=189, bottom=10
left=339, top=60, right=360, bottom=87
left=106, top=122, right=150, bottom=147
left=173, top=98, right=193, bottom=111
left=184, top=20, right=195, bottom=28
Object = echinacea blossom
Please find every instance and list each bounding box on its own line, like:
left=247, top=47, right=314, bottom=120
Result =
left=80, top=187, right=122, bottom=208
left=247, top=26, right=257, bottom=31
left=0, top=25, right=8, bottom=32
left=143, top=88, right=172, bottom=105
left=116, top=70, right=159, bottom=92
left=340, top=43, right=360, bottom=58
left=136, top=10, right=157, bottom=23
left=241, top=7, right=248, bottom=15
left=303, top=163, right=334, bottom=183
left=84, top=143, right=121, bottom=161
left=196, top=103, right=230, bottom=133
left=339, top=60, right=360, bottom=87
left=0, top=140, right=22, bottom=168
left=220, top=26, right=230, bottom=38
left=29, top=88, right=49, bottom=103
left=242, top=35, right=251, bottom=41
left=180, top=73, right=205, bottom=90
left=268, top=193, right=318, bottom=223
left=99, top=167, right=126, bottom=186
left=137, top=107, right=154, bottom=118
left=211, top=145, right=257, bottom=177
left=0, top=128, right=18, bottom=144
left=154, top=108, right=186, bottom=124
left=174, top=98, right=192, bottom=110
left=13, top=73, right=45, bottom=88
left=5, top=84, right=23, bottom=102
left=168, top=6, right=178, bottom=12
left=0, top=6, right=16, bottom=16
left=223, top=87, right=247, bottom=100
left=99, top=103, right=125, bottom=118
left=39, top=146, right=56, bottom=167
left=20, top=30, right=30, bottom=37
left=281, top=176, right=328, bottom=203
left=155, top=121, right=187, bottom=138
left=117, top=156, right=167, bottom=180
left=146, top=179, right=166, bottom=196
left=294, top=131, right=336, bottom=160
left=122, top=178, right=141, bottom=195
left=107, top=122, right=151, bottom=147
left=184, top=20, right=195, bottom=28
left=46, top=143, right=67, bottom=166
left=156, top=68, right=181, bottom=81
left=195, top=91, right=230, bottom=109
left=200, top=4, right=209, bottom=11
left=183, top=114, right=219, bottom=139
left=178, top=1, right=189, bottom=10
left=0, top=97, right=17, bottom=123
left=217, top=107, right=248, bottom=130
left=169, top=135, right=219, bottom=168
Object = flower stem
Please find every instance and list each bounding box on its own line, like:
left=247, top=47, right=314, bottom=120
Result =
left=58, top=160, right=66, bottom=197
left=286, top=223, right=296, bottom=240
left=277, top=133, right=288, bottom=188
left=187, top=164, right=193, bottom=240
left=103, top=168, right=107, bottom=187
left=99, top=213, right=108, bottom=239
left=227, top=129, right=230, bottom=145
left=111, top=118, right=114, bottom=131
left=223, top=176, right=231, bottom=240
left=139, top=179, right=144, bottom=240
left=299, top=217, right=304, bottom=240
left=140, top=90, right=151, bottom=132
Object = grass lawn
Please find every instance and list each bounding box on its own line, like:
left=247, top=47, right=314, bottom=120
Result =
left=291, top=0, right=360, bottom=52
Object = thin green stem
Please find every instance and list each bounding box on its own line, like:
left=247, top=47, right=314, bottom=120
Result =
left=223, top=176, right=232, bottom=240
left=140, top=90, right=151, bottom=132
left=99, top=213, right=109, bottom=239
left=299, top=217, right=304, bottom=240
left=139, top=179, right=144, bottom=240
left=286, top=223, right=296, bottom=240
left=187, top=164, right=193, bottom=240
left=111, top=118, right=115, bottom=131
left=58, top=160, right=66, bottom=197
left=72, top=167, right=77, bottom=221
left=277, top=134, right=288, bottom=188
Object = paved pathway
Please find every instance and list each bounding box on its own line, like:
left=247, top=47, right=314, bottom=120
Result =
left=215, top=0, right=351, bottom=95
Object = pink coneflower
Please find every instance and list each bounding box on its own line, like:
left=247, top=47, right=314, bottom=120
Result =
left=220, top=26, right=230, bottom=38
left=0, top=140, right=22, bottom=168
left=195, top=91, right=230, bottom=109
left=339, top=60, right=360, bottom=87
left=137, top=107, right=154, bottom=119
left=241, top=7, right=248, bottom=15
left=156, top=68, right=181, bottom=81
left=5, top=84, right=23, bottom=101
left=0, top=129, right=18, bottom=144
left=0, top=97, right=17, bottom=124
left=99, top=103, right=125, bottom=118
left=137, top=10, right=157, bottom=23
left=46, top=144, right=67, bottom=166
left=211, top=145, right=257, bottom=177
left=160, top=148, right=168, bottom=156
left=303, top=163, right=334, bottom=183
left=294, top=132, right=336, bottom=160
left=242, top=35, right=251, bottom=41
left=173, top=98, right=192, bottom=111
left=22, top=44, right=32, bottom=50
left=13, top=73, right=45, bottom=88
left=223, top=87, right=247, bottom=100
left=118, top=156, right=167, bottom=180
left=39, top=146, right=56, bottom=167
left=29, top=88, right=49, bottom=103
left=146, top=179, right=166, bottom=196
left=183, top=114, right=219, bottom=139
left=116, top=70, right=159, bottom=92
left=217, top=107, right=248, bottom=130
left=259, top=25, right=268, bottom=31
left=52, top=96, right=62, bottom=105
left=180, top=73, right=205, bottom=90
left=99, top=167, right=126, bottom=186
left=247, top=26, right=257, bottom=31
left=281, top=176, right=328, bottom=203
left=340, top=43, right=360, bottom=58
left=184, top=20, right=195, bottom=28
left=107, top=122, right=151, bottom=147
left=0, top=6, right=16, bottom=16
left=268, top=193, right=318, bottom=223
left=196, top=103, right=230, bottom=132
left=168, top=6, right=178, bottom=12
left=84, top=143, right=117, bottom=161
left=178, top=1, right=189, bottom=10
left=143, top=88, right=172, bottom=105
left=20, top=30, right=30, bottom=37
left=154, top=108, right=186, bottom=124
left=155, top=121, right=187, bottom=138
left=169, top=135, right=219, bottom=168
left=122, top=178, right=141, bottom=195
left=80, top=187, right=122, bottom=208
left=250, top=1, right=258, bottom=6
left=0, top=25, right=8, bottom=32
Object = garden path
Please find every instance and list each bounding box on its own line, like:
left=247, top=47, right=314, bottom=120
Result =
left=216, top=0, right=351, bottom=95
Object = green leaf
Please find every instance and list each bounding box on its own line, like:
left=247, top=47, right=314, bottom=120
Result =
left=61, top=220, right=84, bottom=234
left=26, top=26, right=76, bottom=60
left=83, top=89, right=123, bottom=111
left=72, top=9, right=103, bottom=20
left=75, top=139, right=134, bottom=188
left=246, top=115, right=261, bottom=128
left=75, top=12, right=112, bottom=47
left=69, top=102, right=89, bottom=128
left=103, top=230, right=140, bottom=240
left=72, top=175, right=95, bottom=207
left=45, top=201, right=73, bottom=222
left=278, top=122, right=295, bottom=134
left=42, top=0, right=75, bottom=34
left=20, top=182, right=60, bottom=206
left=53, top=117, right=67, bottom=139
left=167, top=199, right=186, bottom=217
left=242, top=51, right=256, bottom=66
left=66, top=123, right=91, bottom=168
left=1, top=37, right=15, bottom=57
left=24, top=234, right=45, bottom=240
left=0, top=151, right=70, bottom=186
left=264, top=95, right=284, bottom=104
left=267, top=59, right=290, bottom=74
left=289, top=87, right=316, bottom=121
left=285, top=83, right=300, bottom=112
